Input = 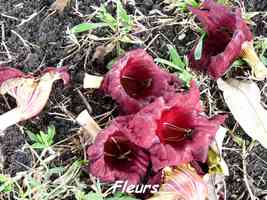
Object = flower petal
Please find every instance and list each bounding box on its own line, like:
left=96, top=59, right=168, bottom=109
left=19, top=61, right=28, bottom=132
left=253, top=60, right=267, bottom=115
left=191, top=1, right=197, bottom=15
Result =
left=87, top=116, right=150, bottom=184
left=188, top=0, right=253, bottom=79
left=101, top=49, right=181, bottom=114
left=0, top=67, right=27, bottom=86
left=148, top=165, right=208, bottom=200
left=125, top=81, right=225, bottom=171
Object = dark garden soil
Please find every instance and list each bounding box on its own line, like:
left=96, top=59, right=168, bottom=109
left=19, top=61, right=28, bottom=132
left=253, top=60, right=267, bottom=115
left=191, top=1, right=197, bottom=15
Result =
left=0, top=0, right=267, bottom=200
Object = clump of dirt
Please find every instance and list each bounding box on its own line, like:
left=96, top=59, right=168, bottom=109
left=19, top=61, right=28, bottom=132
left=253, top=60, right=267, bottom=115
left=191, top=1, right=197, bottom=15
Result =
left=0, top=126, right=32, bottom=176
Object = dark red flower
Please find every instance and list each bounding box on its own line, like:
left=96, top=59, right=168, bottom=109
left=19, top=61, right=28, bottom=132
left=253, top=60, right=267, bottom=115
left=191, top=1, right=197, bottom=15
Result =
left=188, top=0, right=253, bottom=79
left=127, top=82, right=225, bottom=171
left=101, top=49, right=181, bottom=114
left=87, top=116, right=150, bottom=184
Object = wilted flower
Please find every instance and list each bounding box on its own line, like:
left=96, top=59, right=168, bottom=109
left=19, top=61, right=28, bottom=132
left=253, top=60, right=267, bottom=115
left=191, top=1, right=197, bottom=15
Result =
left=127, top=82, right=225, bottom=171
left=87, top=116, right=150, bottom=184
left=148, top=165, right=208, bottom=200
left=188, top=0, right=265, bottom=79
left=101, top=49, right=181, bottom=114
left=0, top=67, right=70, bottom=131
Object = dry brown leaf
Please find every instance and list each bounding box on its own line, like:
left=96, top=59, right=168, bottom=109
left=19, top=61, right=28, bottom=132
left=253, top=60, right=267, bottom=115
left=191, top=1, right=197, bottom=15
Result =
left=92, top=43, right=115, bottom=63
left=50, top=0, right=70, bottom=12
left=217, top=78, right=267, bottom=148
left=76, top=110, right=101, bottom=142
left=83, top=73, right=103, bottom=89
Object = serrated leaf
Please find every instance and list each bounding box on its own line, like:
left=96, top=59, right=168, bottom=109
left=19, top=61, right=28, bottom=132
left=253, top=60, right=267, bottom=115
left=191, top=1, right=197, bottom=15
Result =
left=71, top=23, right=108, bottom=34
left=194, top=32, right=206, bottom=60
left=217, top=78, right=267, bottom=148
left=26, top=130, right=38, bottom=142
left=97, top=6, right=117, bottom=31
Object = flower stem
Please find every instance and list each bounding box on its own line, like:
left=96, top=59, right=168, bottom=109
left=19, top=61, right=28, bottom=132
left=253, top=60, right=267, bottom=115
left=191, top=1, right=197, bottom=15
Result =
left=0, top=108, right=22, bottom=132
left=241, top=42, right=267, bottom=80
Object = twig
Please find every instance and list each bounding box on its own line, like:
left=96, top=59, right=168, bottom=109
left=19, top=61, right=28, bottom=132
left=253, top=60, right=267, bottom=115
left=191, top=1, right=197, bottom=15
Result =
left=242, top=143, right=258, bottom=200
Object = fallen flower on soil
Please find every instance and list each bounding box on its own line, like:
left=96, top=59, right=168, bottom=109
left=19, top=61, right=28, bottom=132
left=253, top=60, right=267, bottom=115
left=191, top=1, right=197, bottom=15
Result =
left=127, top=81, right=225, bottom=171
left=0, top=67, right=70, bottom=132
left=101, top=49, right=182, bottom=114
left=147, top=165, right=208, bottom=200
left=189, top=0, right=267, bottom=79
left=87, top=116, right=150, bottom=184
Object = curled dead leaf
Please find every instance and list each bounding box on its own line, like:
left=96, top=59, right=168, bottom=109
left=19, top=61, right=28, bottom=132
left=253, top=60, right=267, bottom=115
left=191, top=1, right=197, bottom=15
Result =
left=83, top=73, right=103, bottom=89
left=0, top=67, right=69, bottom=132
left=217, top=78, right=267, bottom=148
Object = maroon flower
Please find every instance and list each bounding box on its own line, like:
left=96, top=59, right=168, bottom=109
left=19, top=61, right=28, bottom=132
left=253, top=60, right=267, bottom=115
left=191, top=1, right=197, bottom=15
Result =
left=101, top=49, right=181, bottom=114
left=87, top=116, right=150, bottom=184
left=188, top=0, right=253, bottom=79
left=127, top=82, right=225, bottom=171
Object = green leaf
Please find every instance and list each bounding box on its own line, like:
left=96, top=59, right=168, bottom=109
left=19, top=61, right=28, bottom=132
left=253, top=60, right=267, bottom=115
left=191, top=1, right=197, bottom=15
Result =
left=106, top=192, right=138, bottom=200
left=155, top=58, right=184, bottom=72
left=47, top=125, right=56, bottom=145
left=106, top=57, right=117, bottom=70
left=231, top=59, right=246, bottom=68
left=0, top=175, right=13, bottom=193
left=40, top=131, right=49, bottom=145
left=31, top=143, right=48, bottom=149
left=26, top=130, right=38, bottom=142
left=194, top=32, right=206, bottom=60
left=155, top=58, right=192, bottom=87
left=167, top=45, right=185, bottom=69
left=116, top=0, right=133, bottom=31
left=71, top=23, right=108, bottom=34
left=84, top=192, right=103, bottom=200
left=186, top=0, right=199, bottom=7
left=97, top=6, right=117, bottom=30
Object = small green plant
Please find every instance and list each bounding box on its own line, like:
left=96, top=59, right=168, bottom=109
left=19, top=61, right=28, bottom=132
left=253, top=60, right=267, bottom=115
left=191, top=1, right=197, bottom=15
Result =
left=163, top=0, right=200, bottom=12
left=0, top=175, right=13, bottom=193
left=155, top=45, right=193, bottom=86
left=26, top=125, right=56, bottom=150
left=255, top=37, right=267, bottom=65
left=75, top=191, right=138, bottom=200
left=70, top=0, right=140, bottom=54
